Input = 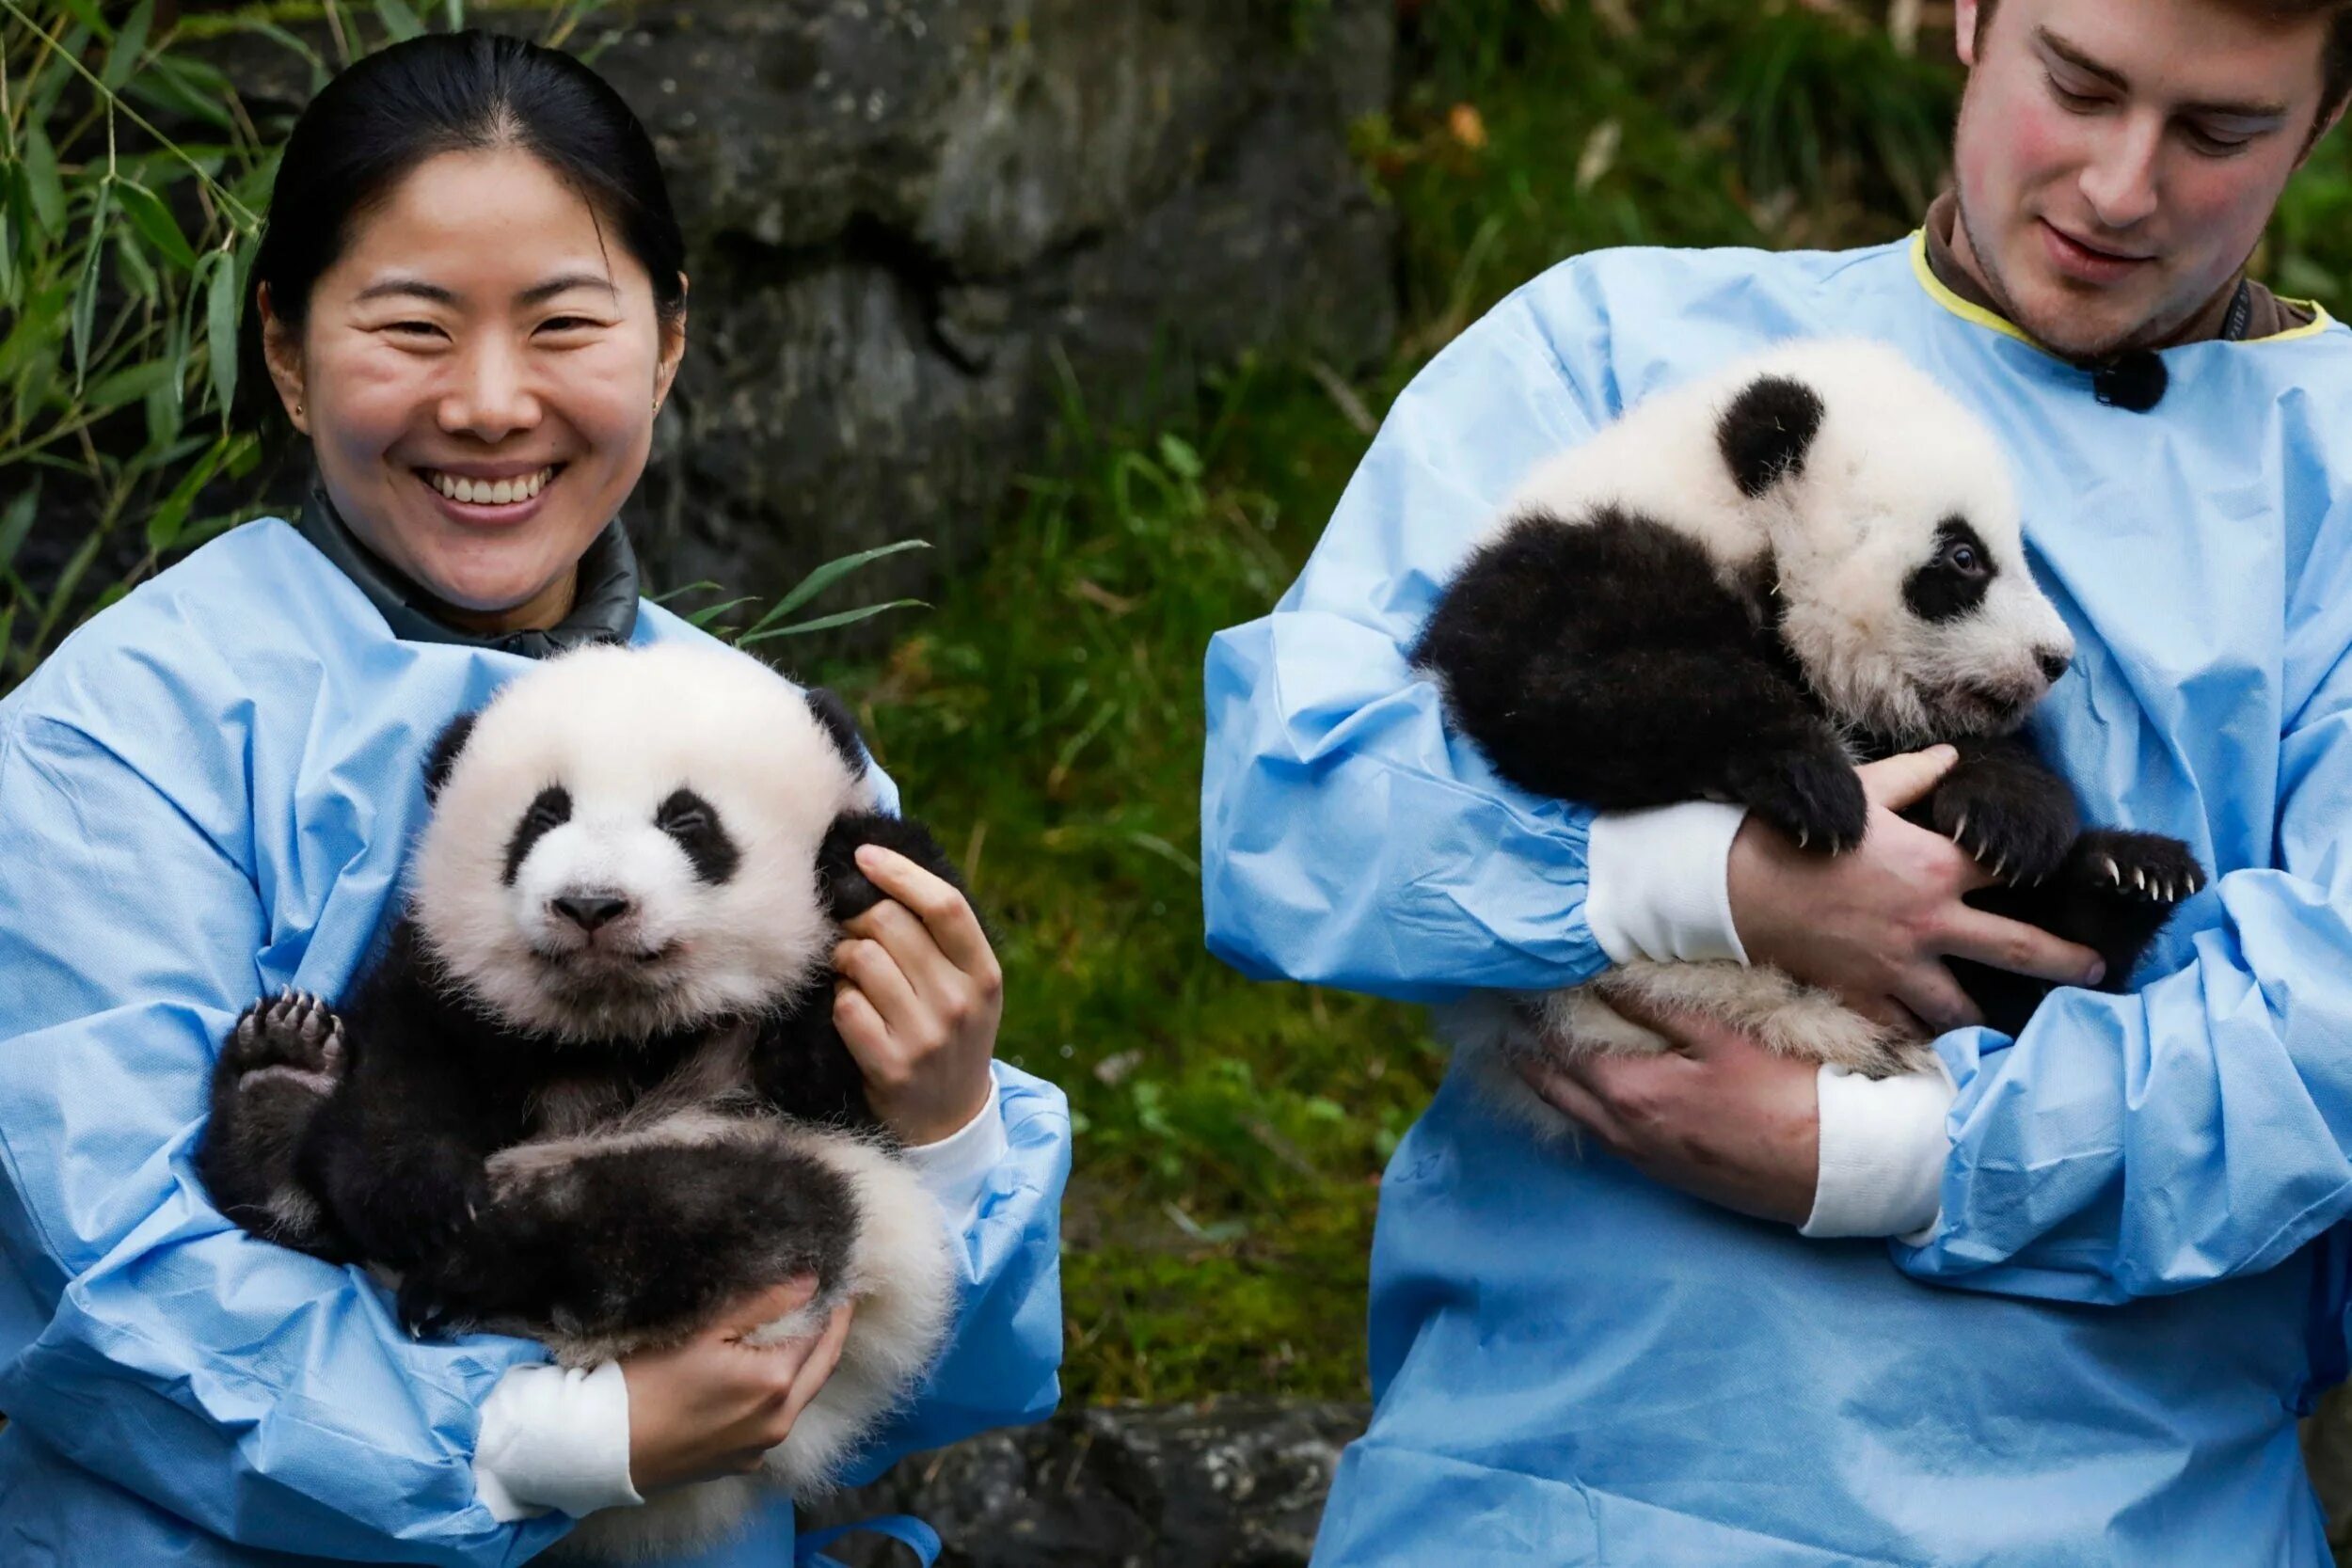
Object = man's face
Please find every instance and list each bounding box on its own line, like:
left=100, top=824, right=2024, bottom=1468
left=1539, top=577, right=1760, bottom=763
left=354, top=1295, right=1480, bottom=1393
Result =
left=1949, top=0, right=2336, bottom=357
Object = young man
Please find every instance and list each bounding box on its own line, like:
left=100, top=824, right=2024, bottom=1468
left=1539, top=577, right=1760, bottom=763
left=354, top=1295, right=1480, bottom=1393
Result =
left=1200, top=0, right=2352, bottom=1560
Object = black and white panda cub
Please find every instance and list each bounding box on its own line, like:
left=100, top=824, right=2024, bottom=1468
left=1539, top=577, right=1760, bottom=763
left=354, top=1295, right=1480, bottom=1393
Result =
left=198, top=642, right=960, bottom=1562
left=1415, top=338, right=2205, bottom=1105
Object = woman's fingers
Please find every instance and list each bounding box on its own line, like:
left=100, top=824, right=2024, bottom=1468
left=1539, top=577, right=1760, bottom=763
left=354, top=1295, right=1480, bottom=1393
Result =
left=776, top=1304, right=854, bottom=1429
left=716, top=1275, right=819, bottom=1342
left=850, top=845, right=997, bottom=981
left=833, top=929, right=931, bottom=1040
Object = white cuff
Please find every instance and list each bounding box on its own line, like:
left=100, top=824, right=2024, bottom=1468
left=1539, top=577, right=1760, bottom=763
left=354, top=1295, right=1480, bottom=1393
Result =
left=473, top=1360, right=643, bottom=1523
left=1800, top=1059, right=1956, bottom=1243
left=1584, top=801, right=1750, bottom=966
left=898, top=1092, right=1009, bottom=1231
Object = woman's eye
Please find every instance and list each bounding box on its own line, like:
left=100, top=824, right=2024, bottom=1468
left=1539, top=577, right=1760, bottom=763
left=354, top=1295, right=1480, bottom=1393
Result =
left=538, top=315, right=601, bottom=334
left=384, top=320, right=445, bottom=338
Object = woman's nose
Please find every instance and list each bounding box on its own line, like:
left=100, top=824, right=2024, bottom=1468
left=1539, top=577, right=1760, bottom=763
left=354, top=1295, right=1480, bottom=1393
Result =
left=438, top=336, right=540, bottom=440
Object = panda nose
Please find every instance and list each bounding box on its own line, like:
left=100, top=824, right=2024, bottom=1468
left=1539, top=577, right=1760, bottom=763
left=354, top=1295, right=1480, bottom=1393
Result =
left=552, top=894, right=631, bottom=932
left=2036, top=647, right=2073, bottom=684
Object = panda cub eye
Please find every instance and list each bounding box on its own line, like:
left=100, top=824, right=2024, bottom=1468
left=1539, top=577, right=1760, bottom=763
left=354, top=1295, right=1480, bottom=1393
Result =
left=656, top=788, right=741, bottom=885
left=1942, top=538, right=1986, bottom=575
left=501, top=785, right=574, bottom=885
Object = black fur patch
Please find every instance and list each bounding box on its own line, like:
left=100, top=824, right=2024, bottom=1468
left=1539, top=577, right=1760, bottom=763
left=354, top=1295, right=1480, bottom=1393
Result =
left=423, top=712, right=479, bottom=801
left=804, top=688, right=870, bottom=776
left=818, top=810, right=971, bottom=924
left=1903, top=516, right=1997, bottom=623
left=1717, top=374, right=1827, bottom=498
left=656, top=788, right=741, bottom=884
left=502, top=785, right=572, bottom=885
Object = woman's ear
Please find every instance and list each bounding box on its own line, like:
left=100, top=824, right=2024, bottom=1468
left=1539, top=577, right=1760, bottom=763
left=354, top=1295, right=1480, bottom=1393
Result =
left=654, top=272, right=688, bottom=412
left=258, top=281, right=310, bottom=435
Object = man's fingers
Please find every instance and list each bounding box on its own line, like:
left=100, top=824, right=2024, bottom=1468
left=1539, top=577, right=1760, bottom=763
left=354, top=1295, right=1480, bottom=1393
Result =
left=851, top=846, right=995, bottom=975
left=1941, top=908, right=2106, bottom=987
left=1893, top=964, right=1985, bottom=1035
left=1856, top=745, right=1960, bottom=813
left=1516, top=1057, right=1625, bottom=1144
left=779, top=1303, right=855, bottom=1427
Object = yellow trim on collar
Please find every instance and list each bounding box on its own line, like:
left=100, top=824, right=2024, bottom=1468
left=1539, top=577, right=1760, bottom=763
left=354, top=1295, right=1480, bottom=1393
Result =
left=1906, top=229, right=2334, bottom=349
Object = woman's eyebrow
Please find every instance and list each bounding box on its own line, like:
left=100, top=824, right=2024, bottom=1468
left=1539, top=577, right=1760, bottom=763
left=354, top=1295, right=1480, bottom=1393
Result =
left=517, top=271, right=617, bottom=305
left=354, top=277, right=457, bottom=305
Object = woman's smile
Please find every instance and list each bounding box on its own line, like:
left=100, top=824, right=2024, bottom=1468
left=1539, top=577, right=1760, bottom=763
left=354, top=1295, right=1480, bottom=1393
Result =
left=412, top=462, right=566, bottom=523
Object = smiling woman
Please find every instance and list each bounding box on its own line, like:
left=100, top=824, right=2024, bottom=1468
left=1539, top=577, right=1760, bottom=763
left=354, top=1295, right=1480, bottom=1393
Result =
left=0, top=28, right=1068, bottom=1568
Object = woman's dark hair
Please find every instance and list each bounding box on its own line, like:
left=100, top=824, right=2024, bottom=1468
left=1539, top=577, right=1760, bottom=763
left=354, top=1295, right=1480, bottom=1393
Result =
left=238, top=30, right=686, bottom=424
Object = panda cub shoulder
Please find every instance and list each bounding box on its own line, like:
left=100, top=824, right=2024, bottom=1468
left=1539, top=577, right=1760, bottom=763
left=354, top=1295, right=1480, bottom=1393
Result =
left=199, top=641, right=963, bottom=1560
left=1413, top=338, right=2205, bottom=1099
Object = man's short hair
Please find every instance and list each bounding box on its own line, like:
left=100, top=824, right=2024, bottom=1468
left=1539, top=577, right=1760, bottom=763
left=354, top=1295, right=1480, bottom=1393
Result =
left=1978, top=0, right=2352, bottom=130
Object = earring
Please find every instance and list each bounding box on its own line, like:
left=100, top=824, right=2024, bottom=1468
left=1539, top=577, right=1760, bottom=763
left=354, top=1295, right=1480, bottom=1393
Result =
left=294, top=402, right=303, bottom=419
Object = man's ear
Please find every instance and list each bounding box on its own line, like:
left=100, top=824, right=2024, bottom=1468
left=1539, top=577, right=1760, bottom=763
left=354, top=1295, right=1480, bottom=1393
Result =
left=423, top=712, right=479, bottom=801
left=2296, top=99, right=2347, bottom=169
left=1716, top=374, right=1827, bottom=498
left=257, top=281, right=309, bottom=435
left=1953, top=0, right=1981, bottom=68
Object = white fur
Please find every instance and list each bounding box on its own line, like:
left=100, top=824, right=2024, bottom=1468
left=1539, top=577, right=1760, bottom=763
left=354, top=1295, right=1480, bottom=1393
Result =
left=1444, top=340, right=2064, bottom=1118
left=409, top=642, right=878, bottom=1042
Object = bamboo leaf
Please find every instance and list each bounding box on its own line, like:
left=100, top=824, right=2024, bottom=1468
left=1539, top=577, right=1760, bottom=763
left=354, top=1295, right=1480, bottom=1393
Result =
left=84, top=357, right=174, bottom=412
left=0, top=484, right=37, bottom=576
left=71, top=182, right=113, bottom=392
left=685, top=594, right=759, bottom=629
left=147, top=433, right=232, bottom=550
left=101, top=0, right=156, bottom=90
left=647, top=578, right=724, bottom=604
left=240, top=20, right=330, bottom=93
left=24, top=126, right=65, bottom=236
left=205, top=247, right=239, bottom=415
left=126, top=58, right=235, bottom=134
left=735, top=599, right=928, bottom=645
left=748, top=538, right=931, bottom=634
left=115, top=224, right=159, bottom=303
left=444, top=0, right=464, bottom=27
left=117, top=181, right=196, bottom=270
left=373, top=0, right=426, bottom=41
left=51, top=0, right=108, bottom=37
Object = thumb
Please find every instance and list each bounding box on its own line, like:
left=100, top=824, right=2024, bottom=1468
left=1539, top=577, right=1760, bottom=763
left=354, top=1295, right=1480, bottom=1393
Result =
left=712, top=1275, right=820, bottom=1342
left=1857, top=745, right=1959, bottom=813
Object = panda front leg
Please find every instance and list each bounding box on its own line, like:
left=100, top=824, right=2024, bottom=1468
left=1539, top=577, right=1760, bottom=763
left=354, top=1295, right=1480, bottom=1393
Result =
left=198, top=990, right=349, bottom=1257
left=1913, top=734, right=2080, bottom=885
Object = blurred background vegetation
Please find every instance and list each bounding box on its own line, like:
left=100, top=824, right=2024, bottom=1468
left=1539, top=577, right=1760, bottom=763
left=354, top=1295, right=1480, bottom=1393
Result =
left=8, top=0, right=2352, bottom=1410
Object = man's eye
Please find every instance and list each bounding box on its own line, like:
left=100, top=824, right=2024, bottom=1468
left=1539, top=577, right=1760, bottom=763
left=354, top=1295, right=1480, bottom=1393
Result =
left=2046, top=74, right=2103, bottom=110
left=2186, top=125, right=2253, bottom=156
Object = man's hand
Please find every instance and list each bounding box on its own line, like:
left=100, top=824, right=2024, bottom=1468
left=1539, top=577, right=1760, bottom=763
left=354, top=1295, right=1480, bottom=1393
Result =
left=1728, top=746, right=2105, bottom=1034
left=1517, top=993, right=1822, bottom=1225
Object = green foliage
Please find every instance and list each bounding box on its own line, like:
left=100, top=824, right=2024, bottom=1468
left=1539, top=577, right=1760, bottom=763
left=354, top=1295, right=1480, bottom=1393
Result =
left=828, top=361, right=1442, bottom=1402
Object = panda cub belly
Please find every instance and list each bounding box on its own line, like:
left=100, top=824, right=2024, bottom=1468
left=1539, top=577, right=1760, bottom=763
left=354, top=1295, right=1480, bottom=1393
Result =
left=198, top=642, right=970, bottom=1562
left=1412, top=338, right=2206, bottom=1126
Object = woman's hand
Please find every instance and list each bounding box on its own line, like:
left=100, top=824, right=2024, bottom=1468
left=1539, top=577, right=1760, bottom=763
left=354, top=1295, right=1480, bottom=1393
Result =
left=621, top=1278, right=853, bottom=1494
left=1517, top=993, right=1821, bottom=1226
left=833, top=844, right=1003, bottom=1146
left=1727, top=746, right=2105, bottom=1035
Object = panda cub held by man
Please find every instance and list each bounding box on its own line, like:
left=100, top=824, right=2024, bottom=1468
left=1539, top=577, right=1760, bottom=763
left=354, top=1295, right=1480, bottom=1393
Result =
left=1413, top=338, right=2205, bottom=1116
left=197, top=642, right=960, bottom=1562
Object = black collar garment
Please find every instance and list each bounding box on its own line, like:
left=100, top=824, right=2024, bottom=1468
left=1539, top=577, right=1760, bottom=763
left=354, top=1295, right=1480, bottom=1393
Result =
left=297, top=485, right=640, bottom=658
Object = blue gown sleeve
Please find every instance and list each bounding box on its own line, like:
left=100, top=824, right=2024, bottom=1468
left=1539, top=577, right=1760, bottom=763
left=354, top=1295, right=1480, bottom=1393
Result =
left=0, top=711, right=567, bottom=1566
left=1899, top=505, right=2352, bottom=1304
left=1199, top=282, right=1621, bottom=1002
left=841, top=1063, right=1071, bottom=1479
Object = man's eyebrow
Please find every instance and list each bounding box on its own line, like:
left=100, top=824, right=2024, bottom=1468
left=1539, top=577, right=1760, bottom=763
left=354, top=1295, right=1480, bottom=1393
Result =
left=354, top=277, right=458, bottom=305
left=2036, top=25, right=2292, bottom=120
left=517, top=271, right=619, bottom=306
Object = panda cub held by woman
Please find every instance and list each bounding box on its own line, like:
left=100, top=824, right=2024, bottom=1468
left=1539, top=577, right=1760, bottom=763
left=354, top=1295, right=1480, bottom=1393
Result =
left=1415, top=338, right=2205, bottom=1115
left=198, top=642, right=960, bottom=1561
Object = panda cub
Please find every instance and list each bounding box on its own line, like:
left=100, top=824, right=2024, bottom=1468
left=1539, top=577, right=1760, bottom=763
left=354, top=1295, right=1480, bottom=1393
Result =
left=1414, top=338, right=2205, bottom=1111
left=199, top=642, right=961, bottom=1562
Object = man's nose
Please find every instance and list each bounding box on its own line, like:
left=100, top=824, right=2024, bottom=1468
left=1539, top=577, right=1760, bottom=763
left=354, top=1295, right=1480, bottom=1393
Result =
left=438, top=335, right=540, bottom=441
left=2077, top=119, right=2162, bottom=233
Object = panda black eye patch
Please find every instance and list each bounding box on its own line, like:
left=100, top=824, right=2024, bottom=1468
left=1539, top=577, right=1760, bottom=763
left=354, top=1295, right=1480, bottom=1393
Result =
left=502, top=785, right=573, bottom=885
left=1903, top=517, right=1998, bottom=623
left=656, top=788, right=741, bottom=884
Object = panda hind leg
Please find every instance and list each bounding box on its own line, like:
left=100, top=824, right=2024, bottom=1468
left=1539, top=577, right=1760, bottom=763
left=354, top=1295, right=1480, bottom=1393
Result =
left=197, top=990, right=348, bottom=1256
left=1579, top=962, right=1931, bottom=1077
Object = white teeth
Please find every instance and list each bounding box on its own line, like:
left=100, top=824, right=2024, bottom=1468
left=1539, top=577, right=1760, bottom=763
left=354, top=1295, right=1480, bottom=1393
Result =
left=427, top=467, right=552, bottom=504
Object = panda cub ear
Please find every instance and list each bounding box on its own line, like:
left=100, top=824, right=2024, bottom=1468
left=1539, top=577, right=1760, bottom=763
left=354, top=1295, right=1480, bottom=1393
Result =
left=1717, top=373, right=1828, bottom=498
left=803, top=687, right=871, bottom=778
left=422, top=711, right=480, bottom=802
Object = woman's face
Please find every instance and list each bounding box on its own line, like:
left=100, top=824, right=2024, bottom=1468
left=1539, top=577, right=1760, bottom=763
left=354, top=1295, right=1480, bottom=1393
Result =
left=262, top=145, right=683, bottom=632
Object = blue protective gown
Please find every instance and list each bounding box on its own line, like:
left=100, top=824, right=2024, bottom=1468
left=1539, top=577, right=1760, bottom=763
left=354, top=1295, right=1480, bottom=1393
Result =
left=1200, top=233, right=2352, bottom=1563
left=0, top=517, right=1071, bottom=1565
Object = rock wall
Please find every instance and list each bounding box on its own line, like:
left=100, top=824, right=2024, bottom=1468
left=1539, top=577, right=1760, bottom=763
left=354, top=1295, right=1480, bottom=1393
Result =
left=801, top=1400, right=1368, bottom=1567
left=612, top=0, right=1394, bottom=610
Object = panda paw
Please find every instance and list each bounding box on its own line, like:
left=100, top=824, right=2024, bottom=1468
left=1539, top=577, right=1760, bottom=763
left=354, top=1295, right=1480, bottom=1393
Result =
left=1730, top=749, right=1868, bottom=854
left=221, top=989, right=347, bottom=1095
left=2069, top=830, right=2207, bottom=905
left=1927, top=775, right=2076, bottom=886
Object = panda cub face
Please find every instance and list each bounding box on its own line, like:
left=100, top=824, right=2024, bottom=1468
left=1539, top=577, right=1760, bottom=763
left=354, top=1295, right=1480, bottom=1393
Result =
left=1715, top=340, right=2075, bottom=747
left=409, top=643, right=874, bottom=1043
